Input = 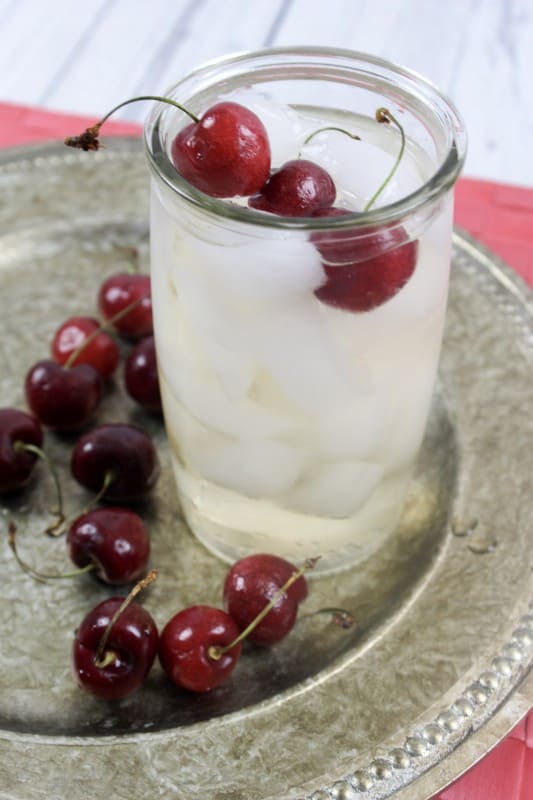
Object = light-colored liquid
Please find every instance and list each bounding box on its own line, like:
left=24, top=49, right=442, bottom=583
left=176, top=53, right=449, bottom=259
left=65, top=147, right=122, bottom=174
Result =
left=150, top=102, right=453, bottom=573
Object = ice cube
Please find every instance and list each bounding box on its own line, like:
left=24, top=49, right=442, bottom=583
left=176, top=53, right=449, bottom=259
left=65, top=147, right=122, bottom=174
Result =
left=301, top=132, right=421, bottom=209
left=234, top=298, right=369, bottom=417
left=314, top=399, right=388, bottom=461
left=285, top=459, right=384, bottom=518
left=221, top=87, right=303, bottom=166
left=188, top=234, right=325, bottom=301
left=161, top=348, right=298, bottom=441
left=184, top=436, right=306, bottom=499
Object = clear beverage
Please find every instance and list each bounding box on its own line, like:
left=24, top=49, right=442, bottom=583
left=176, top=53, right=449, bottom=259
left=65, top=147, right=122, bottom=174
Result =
left=145, top=49, right=466, bottom=574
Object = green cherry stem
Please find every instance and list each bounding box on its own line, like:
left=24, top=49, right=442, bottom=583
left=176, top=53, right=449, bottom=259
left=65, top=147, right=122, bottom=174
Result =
left=65, top=96, right=199, bottom=152
left=299, top=606, right=356, bottom=630
left=12, top=441, right=64, bottom=535
left=303, top=126, right=361, bottom=147
left=94, top=569, right=158, bottom=668
left=363, top=107, right=406, bottom=211
left=46, top=470, right=116, bottom=541
left=114, top=245, right=140, bottom=275
left=8, top=521, right=94, bottom=583
left=208, top=556, right=320, bottom=661
left=64, top=295, right=145, bottom=369
left=82, top=470, right=116, bottom=513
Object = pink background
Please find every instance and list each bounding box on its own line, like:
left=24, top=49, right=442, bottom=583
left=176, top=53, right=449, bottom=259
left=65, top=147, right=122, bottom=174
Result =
left=1, top=101, right=531, bottom=800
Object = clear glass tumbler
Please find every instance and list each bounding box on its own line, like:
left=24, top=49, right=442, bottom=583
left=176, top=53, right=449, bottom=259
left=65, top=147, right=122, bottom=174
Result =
left=144, top=47, right=466, bottom=574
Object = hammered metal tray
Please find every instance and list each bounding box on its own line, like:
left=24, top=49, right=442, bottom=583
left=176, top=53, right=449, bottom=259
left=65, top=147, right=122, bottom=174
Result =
left=0, top=139, right=531, bottom=800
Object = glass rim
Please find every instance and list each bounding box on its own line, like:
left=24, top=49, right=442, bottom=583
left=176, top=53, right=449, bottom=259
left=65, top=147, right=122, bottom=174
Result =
left=143, top=45, right=467, bottom=230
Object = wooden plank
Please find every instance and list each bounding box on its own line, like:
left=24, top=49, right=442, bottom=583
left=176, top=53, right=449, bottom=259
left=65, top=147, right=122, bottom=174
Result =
left=38, top=0, right=200, bottom=117
left=270, top=0, right=533, bottom=186
left=31, top=0, right=286, bottom=121
left=0, top=0, right=110, bottom=103
left=122, top=0, right=288, bottom=118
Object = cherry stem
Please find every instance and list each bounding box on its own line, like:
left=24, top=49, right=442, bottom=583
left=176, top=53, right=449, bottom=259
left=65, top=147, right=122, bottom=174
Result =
left=64, top=296, right=145, bottom=369
left=94, top=569, right=158, bottom=668
left=208, top=556, right=320, bottom=661
left=8, top=520, right=95, bottom=584
left=13, top=441, right=64, bottom=535
left=83, top=470, right=116, bottom=513
left=299, top=606, right=356, bottom=630
left=64, top=96, right=199, bottom=151
left=363, top=107, right=406, bottom=211
left=303, top=126, right=361, bottom=147
left=115, top=245, right=140, bottom=275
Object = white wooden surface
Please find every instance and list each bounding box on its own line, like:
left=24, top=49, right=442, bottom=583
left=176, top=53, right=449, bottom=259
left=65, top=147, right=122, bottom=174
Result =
left=1, top=0, right=531, bottom=186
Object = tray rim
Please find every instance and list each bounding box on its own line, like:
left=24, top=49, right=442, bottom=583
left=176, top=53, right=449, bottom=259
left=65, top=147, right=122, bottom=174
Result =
left=0, top=138, right=531, bottom=800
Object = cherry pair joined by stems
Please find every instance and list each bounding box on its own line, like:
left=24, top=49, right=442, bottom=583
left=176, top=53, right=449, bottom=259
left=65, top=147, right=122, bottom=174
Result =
left=158, top=555, right=317, bottom=693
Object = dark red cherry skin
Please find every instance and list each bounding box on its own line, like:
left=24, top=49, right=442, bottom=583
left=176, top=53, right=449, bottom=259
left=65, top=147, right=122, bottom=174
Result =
left=159, top=605, right=242, bottom=693
left=71, top=423, right=160, bottom=501
left=67, top=507, right=150, bottom=585
left=98, top=273, right=152, bottom=339
left=249, top=159, right=336, bottom=217
left=223, top=554, right=308, bottom=646
left=51, top=316, right=120, bottom=377
left=171, top=102, right=271, bottom=198
left=124, top=336, right=162, bottom=413
left=312, top=207, right=418, bottom=312
left=25, top=360, right=103, bottom=430
left=0, top=408, right=43, bottom=493
left=72, top=597, right=158, bottom=700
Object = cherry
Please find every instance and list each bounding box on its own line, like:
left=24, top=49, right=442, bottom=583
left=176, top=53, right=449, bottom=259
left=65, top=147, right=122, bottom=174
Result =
left=223, top=553, right=308, bottom=646
left=98, top=273, right=152, bottom=339
left=67, top=507, right=150, bottom=585
left=248, top=159, right=336, bottom=217
left=0, top=408, right=43, bottom=493
left=64, top=95, right=271, bottom=197
left=51, top=316, right=119, bottom=377
left=124, top=336, right=161, bottom=413
left=171, top=101, right=271, bottom=198
left=312, top=207, right=418, bottom=312
left=71, top=423, right=160, bottom=501
left=159, top=558, right=316, bottom=693
left=159, top=605, right=242, bottom=693
left=25, top=360, right=103, bottom=430
left=72, top=574, right=158, bottom=700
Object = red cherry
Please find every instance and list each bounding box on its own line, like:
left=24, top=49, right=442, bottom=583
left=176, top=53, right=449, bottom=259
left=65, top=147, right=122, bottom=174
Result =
left=124, top=336, right=161, bottom=413
left=72, top=597, right=158, bottom=700
left=248, top=159, right=336, bottom=217
left=0, top=408, right=43, bottom=493
left=25, top=360, right=103, bottom=430
left=71, top=423, right=160, bottom=501
left=51, top=316, right=119, bottom=377
left=312, top=207, right=418, bottom=312
left=171, top=102, right=271, bottom=198
left=223, top=554, right=308, bottom=646
left=98, top=273, right=152, bottom=339
left=159, top=605, right=242, bottom=693
left=67, top=507, right=150, bottom=585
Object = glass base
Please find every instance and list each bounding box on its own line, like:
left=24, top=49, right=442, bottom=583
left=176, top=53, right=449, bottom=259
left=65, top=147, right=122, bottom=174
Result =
left=173, top=459, right=411, bottom=576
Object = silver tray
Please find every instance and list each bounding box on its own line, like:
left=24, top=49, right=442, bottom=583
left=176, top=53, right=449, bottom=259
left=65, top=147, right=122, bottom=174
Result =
left=0, top=139, right=531, bottom=800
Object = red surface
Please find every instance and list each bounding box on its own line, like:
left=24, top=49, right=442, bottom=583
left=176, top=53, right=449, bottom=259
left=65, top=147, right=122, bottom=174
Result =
left=0, top=101, right=531, bottom=799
